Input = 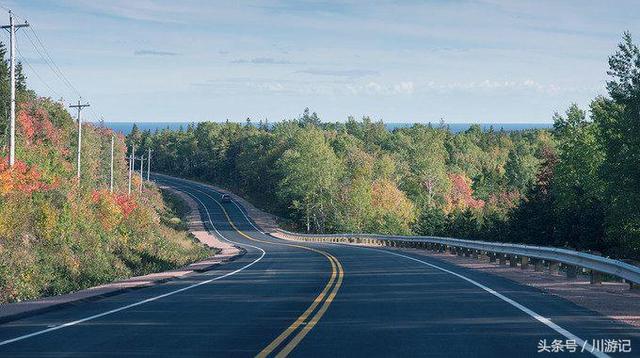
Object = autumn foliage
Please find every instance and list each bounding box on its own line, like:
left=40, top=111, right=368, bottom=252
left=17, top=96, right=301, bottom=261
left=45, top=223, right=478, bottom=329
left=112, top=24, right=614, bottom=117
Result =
left=446, top=173, right=485, bottom=211
left=17, top=102, right=63, bottom=147
left=0, top=97, right=209, bottom=304
left=0, top=158, right=51, bottom=195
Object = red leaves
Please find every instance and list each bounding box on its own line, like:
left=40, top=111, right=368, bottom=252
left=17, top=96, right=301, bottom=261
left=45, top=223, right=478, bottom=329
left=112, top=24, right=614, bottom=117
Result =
left=17, top=103, right=62, bottom=146
left=91, top=189, right=138, bottom=219
left=0, top=157, right=50, bottom=195
left=115, top=194, right=137, bottom=218
left=447, top=173, right=485, bottom=210
left=17, top=109, right=35, bottom=141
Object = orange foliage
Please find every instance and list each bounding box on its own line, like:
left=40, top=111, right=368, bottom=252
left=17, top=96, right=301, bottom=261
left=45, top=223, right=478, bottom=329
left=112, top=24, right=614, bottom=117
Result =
left=446, top=173, right=485, bottom=211
left=115, top=194, right=138, bottom=218
left=91, top=189, right=138, bottom=219
left=0, top=158, right=50, bottom=195
left=17, top=110, right=35, bottom=141
left=17, top=103, right=62, bottom=146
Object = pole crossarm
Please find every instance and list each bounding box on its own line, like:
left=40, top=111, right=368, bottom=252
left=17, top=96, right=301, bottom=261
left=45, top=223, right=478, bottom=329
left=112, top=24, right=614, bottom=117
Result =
left=0, top=23, right=29, bottom=30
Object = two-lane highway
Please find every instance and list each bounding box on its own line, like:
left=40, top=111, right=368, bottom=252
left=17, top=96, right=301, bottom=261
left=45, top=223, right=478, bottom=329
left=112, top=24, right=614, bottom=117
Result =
left=0, top=174, right=638, bottom=357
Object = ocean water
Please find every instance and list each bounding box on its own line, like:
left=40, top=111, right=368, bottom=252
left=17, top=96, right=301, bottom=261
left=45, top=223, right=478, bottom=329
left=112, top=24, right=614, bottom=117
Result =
left=100, top=121, right=552, bottom=135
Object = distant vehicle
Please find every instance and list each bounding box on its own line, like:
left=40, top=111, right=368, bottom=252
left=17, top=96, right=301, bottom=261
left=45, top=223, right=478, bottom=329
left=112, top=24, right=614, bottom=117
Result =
left=220, top=194, right=231, bottom=203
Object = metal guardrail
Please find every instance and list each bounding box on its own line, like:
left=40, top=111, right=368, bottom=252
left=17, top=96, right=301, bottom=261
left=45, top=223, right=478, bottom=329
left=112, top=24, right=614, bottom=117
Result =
left=154, top=174, right=640, bottom=287
left=273, top=229, right=640, bottom=286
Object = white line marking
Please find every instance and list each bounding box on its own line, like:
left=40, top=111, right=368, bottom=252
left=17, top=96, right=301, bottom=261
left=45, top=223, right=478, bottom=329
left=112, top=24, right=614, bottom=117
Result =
left=0, top=180, right=266, bottom=347
left=157, top=174, right=266, bottom=234
left=366, top=247, right=608, bottom=358
left=163, top=175, right=608, bottom=357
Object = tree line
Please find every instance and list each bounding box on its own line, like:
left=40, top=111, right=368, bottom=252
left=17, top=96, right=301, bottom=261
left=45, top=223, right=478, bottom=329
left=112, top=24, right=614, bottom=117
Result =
left=130, top=33, right=640, bottom=261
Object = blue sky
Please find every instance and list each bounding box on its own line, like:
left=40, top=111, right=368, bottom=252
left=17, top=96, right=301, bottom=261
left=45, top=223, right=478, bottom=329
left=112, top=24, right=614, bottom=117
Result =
left=2, top=0, right=639, bottom=123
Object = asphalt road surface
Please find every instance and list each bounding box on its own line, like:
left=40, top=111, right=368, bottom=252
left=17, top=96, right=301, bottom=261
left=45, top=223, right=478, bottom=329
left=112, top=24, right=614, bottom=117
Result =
left=0, top=174, right=637, bottom=357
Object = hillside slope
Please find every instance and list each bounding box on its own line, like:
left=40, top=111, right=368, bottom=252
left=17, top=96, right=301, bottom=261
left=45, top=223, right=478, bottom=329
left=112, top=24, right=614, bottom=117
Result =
left=0, top=97, right=209, bottom=304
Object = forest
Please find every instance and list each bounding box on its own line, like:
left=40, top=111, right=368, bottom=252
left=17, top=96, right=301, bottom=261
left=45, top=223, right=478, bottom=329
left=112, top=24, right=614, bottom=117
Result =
left=132, top=33, right=640, bottom=262
left=0, top=43, right=209, bottom=303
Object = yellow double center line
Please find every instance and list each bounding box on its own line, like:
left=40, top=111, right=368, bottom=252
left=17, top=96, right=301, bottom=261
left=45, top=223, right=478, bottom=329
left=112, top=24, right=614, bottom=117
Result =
left=199, top=185, right=344, bottom=357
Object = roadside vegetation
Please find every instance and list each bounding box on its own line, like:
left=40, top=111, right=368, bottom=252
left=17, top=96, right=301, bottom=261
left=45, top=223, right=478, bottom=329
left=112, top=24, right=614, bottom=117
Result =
left=0, top=43, right=210, bottom=303
left=136, top=33, right=640, bottom=262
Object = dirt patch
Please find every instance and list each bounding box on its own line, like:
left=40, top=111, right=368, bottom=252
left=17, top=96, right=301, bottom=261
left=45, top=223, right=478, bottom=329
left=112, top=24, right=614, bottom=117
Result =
left=159, top=185, right=241, bottom=261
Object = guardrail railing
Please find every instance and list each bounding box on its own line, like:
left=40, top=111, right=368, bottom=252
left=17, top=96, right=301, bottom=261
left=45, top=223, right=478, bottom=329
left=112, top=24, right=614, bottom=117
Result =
left=154, top=174, right=640, bottom=289
left=272, top=229, right=640, bottom=288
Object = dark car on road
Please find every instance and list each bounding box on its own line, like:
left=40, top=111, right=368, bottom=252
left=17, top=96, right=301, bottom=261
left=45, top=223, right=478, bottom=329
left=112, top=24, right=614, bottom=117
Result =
left=221, top=194, right=231, bottom=203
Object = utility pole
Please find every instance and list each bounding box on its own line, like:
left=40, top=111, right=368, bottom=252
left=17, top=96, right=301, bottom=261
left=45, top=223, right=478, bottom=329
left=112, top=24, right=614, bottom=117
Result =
left=1, top=11, right=29, bottom=167
left=109, top=135, right=114, bottom=193
left=69, top=100, right=90, bottom=181
left=128, top=145, right=134, bottom=195
left=139, top=154, right=144, bottom=193
left=147, top=148, right=151, bottom=181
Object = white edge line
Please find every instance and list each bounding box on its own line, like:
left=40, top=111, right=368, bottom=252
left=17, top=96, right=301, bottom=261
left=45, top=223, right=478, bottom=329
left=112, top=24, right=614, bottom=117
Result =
left=0, top=180, right=266, bottom=347
left=158, top=174, right=265, bottom=235
left=360, top=247, right=608, bottom=358
left=159, top=175, right=609, bottom=357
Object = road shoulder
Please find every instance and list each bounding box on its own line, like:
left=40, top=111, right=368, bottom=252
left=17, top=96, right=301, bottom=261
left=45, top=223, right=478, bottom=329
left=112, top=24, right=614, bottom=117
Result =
left=401, top=248, right=640, bottom=328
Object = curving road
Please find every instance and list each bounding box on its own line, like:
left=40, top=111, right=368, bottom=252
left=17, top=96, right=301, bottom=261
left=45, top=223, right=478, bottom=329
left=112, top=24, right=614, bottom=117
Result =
left=0, top=174, right=637, bottom=357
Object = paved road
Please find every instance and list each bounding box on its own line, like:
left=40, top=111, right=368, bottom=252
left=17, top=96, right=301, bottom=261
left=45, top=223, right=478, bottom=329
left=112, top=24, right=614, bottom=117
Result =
left=0, top=174, right=637, bottom=357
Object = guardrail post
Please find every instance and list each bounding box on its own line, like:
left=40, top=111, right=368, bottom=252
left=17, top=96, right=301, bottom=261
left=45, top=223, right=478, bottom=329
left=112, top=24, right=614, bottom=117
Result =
left=549, top=261, right=560, bottom=274
left=565, top=265, right=578, bottom=279
left=489, top=252, right=497, bottom=263
left=472, top=250, right=480, bottom=259
left=534, top=259, right=545, bottom=272
left=509, top=255, right=518, bottom=267
left=456, top=248, right=464, bottom=257
left=464, top=249, right=471, bottom=257
left=520, top=256, right=529, bottom=269
left=590, top=270, right=603, bottom=284
left=499, top=254, right=507, bottom=265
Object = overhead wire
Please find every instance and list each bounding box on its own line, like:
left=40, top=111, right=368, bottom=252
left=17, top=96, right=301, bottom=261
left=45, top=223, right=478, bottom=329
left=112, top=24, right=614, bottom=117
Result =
left=25, top=28, right=82, bottom=98
left=15, top=41, right=64, bottom=100
left=0, top=4, right=109, bottom=123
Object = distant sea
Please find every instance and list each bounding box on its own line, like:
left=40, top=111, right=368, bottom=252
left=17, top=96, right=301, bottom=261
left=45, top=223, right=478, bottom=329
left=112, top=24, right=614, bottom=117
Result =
left=99, top=121, right=552, bottom=135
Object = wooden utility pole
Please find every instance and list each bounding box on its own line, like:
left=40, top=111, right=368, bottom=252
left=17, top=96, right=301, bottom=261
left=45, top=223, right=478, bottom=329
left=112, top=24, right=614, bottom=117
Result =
left=139, top=154, right=144, bottom=193
left=109, top=135, right=114, bottom=193
left=128, top=145, right=134, bottom=195
left=69, top=100, right=90, bottom=181
left=147, top=148, right=151, bottom=181
left=1, top=11, right=28, bottom=167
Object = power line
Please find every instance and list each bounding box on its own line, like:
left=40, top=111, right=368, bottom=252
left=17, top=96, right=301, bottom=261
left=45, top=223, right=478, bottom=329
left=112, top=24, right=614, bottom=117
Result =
left=25, top=27, right=81, bottom=97
left=24, top=25, right=107, bottom=123
left=0, top=5, right=110, bottom=126
left=21, top=29, right=79, bottom=99
left=15, top=42, right=64, bottom=100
